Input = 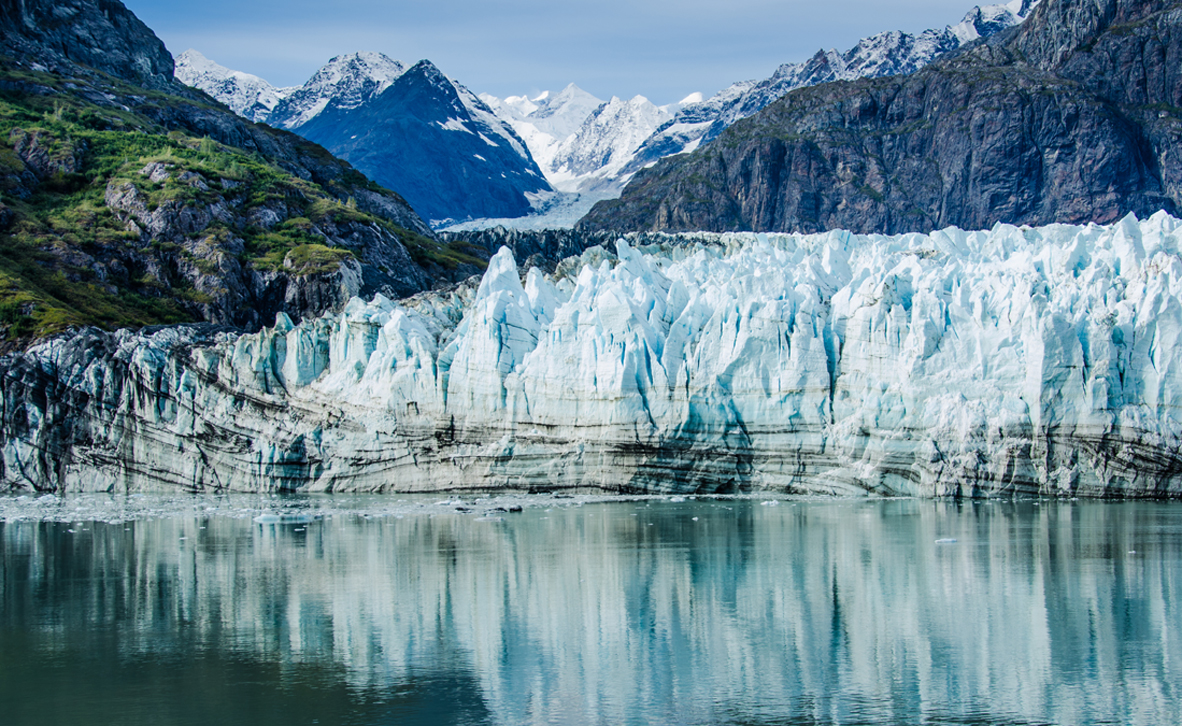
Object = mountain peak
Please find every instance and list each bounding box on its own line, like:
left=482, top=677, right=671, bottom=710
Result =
left=177, top=48, right=213, bottom=68
left=403, top=59, right=449, bottom=84
left=291, top=57, right=549, bottom=226
left=175, top=49, right=290, bottom=123
left=268, top=51, right=406, bottom=129
left=310, top=52, right=405, bottom=93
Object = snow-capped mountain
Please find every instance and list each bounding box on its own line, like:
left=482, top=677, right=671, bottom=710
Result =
left=174, top=52, right=550, bottom=226
left=479, top=84, right=604, bottom=177
left=625, top=0, right=1041, bottom=175
left=481, top=84, right=603, bottom=143
left=470, top=89, right=697, bottom=231
left=294, top=59, right=551, bottom=226
left=267, top=52, right=405, bottom=130
left=472, top=0, right=1040, bottom=229
left=548, top=95, right=680, bottom=194
left=174, top=50, right=405, bottom=130
left=481, top=88, right=689, bottom=195
left=174, top=49, right=294, bottom=123
left=179, top=0, right=1038, bottom=230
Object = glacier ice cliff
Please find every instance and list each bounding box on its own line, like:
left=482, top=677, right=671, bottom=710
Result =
left=4, top=213, right=1182, bottom=497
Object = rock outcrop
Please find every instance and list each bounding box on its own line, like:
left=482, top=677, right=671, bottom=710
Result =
left=91, top=160, right=430, bottom=329
left=580, top=0, right=1182, bottom=235
left=0, top=0, right=174, bottom=90
left=0, top=0, right=461, bottom=343
left=4, top=214, right=1182, bottom=498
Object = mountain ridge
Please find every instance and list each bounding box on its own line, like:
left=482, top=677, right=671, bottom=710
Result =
left=178, top=51, right=553, bottom=227
left=472, top=0, right=1039, bottom=219
left=292, top=59, right=552, bottom=226
left=175, top=49, right=294, bottom=123
left=579, top=0, right=1179, bottom=235
left=0, top=0, right=479, bottom=345
left=186, top=1, right=1037, bottom=231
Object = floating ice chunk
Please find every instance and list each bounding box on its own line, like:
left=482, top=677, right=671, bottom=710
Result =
left=253, top=513, right=317, bottom=524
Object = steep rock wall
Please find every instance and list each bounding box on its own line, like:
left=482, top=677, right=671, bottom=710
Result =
left=580, top=0, right=1182, bottom=235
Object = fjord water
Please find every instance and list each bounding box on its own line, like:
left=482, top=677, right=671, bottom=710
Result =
left=1, top=496, right=1179, bottom=726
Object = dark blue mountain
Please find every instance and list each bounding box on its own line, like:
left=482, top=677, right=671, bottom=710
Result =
left=295, top=60, right=552, bottom=226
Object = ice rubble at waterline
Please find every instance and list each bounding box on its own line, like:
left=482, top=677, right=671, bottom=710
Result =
left=6, top=213, right=1182, bottom=496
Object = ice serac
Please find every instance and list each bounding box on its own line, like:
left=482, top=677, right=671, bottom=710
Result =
left=5, top=214, right=1182, bottom=498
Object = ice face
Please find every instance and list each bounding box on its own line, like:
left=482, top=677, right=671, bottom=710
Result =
left=5, top=212, right=1182, bottom=497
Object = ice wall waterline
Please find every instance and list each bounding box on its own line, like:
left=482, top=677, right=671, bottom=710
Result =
left=4, top=213, right=1182, bottom=497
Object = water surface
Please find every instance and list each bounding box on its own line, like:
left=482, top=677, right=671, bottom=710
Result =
left=1, top=494, right=1179, bottom=725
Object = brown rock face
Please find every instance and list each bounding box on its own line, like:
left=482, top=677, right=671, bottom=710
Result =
left=581, top=0, right=1182, bottom=235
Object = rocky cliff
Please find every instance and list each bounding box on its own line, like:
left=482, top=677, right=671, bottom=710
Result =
left=580, top=0, right=1182, bottom=235
left=620, top=1, right=1040, bottom=182
left=0, top=0, right=173, bottom=90
left=0, top=0, right=473, bottom=344
left=5, top=214, right=1182, bottom=498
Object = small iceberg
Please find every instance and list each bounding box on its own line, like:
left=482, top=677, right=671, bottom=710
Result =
left=253, top=512, right=318, bottom=524
left=935, top=538, right=958, bottom=544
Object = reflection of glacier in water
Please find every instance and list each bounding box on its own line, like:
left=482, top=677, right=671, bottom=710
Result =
left=1, top=496, right=1180, bottom=725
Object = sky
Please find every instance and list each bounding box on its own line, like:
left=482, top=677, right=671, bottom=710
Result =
left=123, top=0, right=991, bottom=105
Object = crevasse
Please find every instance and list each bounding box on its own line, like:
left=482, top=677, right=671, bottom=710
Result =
left=4, top=212, right=1182, bottom=496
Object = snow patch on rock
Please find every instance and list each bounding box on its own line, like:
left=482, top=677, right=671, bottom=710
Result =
left=174, top=50, right=294, bottom=123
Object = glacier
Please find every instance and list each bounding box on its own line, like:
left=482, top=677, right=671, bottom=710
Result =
left=3, top=213, right=1182, bottom=497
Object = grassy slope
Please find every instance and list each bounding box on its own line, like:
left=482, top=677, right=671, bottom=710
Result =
left=0, top=64, right=484, bottom=345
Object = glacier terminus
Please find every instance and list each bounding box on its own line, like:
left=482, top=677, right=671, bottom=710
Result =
left=3, top=213, right=1182, bottom=498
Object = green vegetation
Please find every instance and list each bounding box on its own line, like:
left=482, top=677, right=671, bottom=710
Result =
left=0, top=85, right=201, bottom=338
left=858, top=184, right=885, bottom=203
left=0, top=67, right=464, bottom=345
left=395, top=226, right=485, bottom=271
left=280, top=244, right=355, bottom=275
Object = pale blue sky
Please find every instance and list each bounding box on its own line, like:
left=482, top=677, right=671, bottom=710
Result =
left=123, top=0, right=988, bottom=104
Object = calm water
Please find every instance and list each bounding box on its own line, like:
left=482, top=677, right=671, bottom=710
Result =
left=0, top=494, right=1179, bottom=726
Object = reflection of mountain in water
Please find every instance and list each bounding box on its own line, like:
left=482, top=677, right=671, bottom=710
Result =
left=1, top=500, right=1179, bottom=725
